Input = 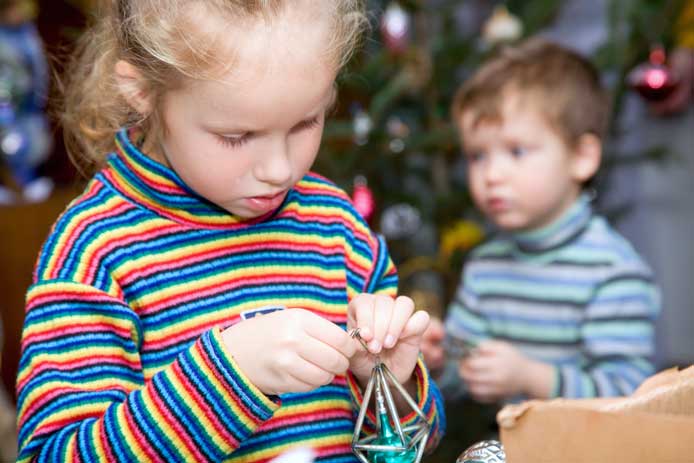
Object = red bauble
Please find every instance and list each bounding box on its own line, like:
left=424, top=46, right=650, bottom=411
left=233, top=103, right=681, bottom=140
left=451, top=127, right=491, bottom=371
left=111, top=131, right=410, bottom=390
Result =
left=628, top=46, right=679, bottom=102
left=351, top=175, right=375, bottom=222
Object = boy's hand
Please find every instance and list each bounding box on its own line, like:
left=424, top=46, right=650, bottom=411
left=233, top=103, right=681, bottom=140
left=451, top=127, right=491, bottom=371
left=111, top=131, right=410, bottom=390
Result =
left=222, top=309, right=356, bottom=395
left=347, top=294, right=430, bottom=386
left=420, top=316, right=446, bottom=372
left=459, top=340, right=552, bottom=402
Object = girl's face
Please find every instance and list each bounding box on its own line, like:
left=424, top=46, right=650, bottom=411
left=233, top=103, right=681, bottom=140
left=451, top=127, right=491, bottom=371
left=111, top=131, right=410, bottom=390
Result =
left=151, top=8, right=337, bottom=219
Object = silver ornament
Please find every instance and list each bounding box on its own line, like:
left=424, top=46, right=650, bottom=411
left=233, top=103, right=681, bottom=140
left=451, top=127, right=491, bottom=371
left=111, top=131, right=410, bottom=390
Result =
left=456, top=440, right=506, bottom=463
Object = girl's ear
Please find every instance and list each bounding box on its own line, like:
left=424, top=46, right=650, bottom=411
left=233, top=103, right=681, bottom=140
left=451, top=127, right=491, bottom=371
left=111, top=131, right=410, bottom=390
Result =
left=571, top=133, right=602, bottom=183
left=114, top=60, right=152, bottom=116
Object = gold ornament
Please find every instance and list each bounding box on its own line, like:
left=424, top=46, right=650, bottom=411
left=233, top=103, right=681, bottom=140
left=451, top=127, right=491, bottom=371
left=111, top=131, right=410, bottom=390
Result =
left=482, top=6, right=523, bottom=46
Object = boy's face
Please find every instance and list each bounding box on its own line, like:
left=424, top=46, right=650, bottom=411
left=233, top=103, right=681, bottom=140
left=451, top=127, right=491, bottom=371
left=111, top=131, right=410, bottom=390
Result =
left=460, top=95, right=585, bottom=232
left=147, top=7, right=337, bottom=219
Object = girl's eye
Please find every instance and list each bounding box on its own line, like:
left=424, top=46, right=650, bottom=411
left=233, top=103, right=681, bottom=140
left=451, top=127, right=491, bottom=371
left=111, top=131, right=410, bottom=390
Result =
left=216, top=118, right=319, bottom=149
left=291, top=117, right=320, bottom=133
left=216, top=133, right=250, bottom=149
left=510, top=146, right=526, bottom=158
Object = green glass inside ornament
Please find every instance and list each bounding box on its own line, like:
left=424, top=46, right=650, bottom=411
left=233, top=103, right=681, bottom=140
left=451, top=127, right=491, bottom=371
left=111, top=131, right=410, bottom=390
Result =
left=367, top=403, right=416, bottom=463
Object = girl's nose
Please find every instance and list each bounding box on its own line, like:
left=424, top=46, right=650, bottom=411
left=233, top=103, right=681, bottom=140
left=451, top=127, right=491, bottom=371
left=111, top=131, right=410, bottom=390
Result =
left=254, top=139, right=292, bottom=186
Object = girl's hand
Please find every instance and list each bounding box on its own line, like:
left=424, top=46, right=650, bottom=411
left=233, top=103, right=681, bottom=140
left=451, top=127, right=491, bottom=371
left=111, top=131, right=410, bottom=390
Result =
left=347, top=294, right=430, bottom=386
left=222, top=309, right=356, bottom=395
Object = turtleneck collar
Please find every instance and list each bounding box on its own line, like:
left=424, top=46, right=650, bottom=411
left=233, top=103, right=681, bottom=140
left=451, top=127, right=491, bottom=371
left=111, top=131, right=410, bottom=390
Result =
left=509, top=193, right=593, bottom=254
left=101, top=128, right=284, bottom=229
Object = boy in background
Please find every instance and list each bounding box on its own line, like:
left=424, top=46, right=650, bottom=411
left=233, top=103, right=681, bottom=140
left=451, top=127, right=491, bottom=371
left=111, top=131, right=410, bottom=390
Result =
left=422, top=38, right=660, bottom=404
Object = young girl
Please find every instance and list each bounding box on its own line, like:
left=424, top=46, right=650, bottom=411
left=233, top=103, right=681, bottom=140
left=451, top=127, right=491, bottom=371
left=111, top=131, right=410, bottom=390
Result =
left=16, top=1, right=444, bottom=462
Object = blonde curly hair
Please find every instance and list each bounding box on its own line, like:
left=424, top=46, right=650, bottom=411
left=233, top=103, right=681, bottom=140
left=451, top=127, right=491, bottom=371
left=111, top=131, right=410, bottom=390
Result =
left=61, top=0, right=367, bottom=175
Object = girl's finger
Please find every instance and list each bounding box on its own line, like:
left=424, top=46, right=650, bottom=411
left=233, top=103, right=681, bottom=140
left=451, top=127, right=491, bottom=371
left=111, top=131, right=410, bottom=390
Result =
left=370, top=295, right=393, bottom=353
left=383, top=295, right=414, bottom=349
left=350, top=294, right=375, bottom=342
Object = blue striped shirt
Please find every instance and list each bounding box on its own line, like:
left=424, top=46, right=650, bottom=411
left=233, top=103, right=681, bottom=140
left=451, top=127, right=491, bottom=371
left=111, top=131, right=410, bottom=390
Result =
left=444, top=194, right=660, bottom=399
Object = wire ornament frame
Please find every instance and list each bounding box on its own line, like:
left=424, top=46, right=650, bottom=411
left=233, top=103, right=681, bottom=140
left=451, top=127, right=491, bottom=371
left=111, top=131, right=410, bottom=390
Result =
left=350, top=329, right=431, bottom=463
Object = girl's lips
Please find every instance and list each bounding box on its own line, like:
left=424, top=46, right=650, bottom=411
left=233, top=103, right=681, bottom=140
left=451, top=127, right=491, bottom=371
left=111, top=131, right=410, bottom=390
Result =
left=245, top=190, right=287, bottom=212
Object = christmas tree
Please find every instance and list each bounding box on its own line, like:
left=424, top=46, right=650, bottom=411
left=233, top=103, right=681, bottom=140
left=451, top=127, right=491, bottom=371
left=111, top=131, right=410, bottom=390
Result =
left=315, top=0, right=684, bottom=319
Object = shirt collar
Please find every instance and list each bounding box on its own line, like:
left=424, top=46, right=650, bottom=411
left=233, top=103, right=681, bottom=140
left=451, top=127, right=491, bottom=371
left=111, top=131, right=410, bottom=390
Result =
left=509, top=193, right=593, bottom=253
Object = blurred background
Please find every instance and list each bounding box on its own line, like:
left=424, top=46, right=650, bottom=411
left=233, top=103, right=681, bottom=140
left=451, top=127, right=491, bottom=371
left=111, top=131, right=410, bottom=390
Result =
left=0, top=0, right=692, bottom=460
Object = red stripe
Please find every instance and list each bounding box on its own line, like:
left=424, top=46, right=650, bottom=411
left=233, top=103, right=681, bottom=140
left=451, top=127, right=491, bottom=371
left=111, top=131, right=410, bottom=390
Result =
left=148, top=373, right=206, bottom=461
left=114, top=152, right=181, bottom=194
left=196, top=340, right=271, bottom=426
left=120, top=240, right=344, bottom=285
left=169, top=359, right=233, bottom=450
left=315, top=443, right=353, bottom=458
left=119, top=395, right=162, bottom=462
left=51, top=201, right=134, bottom=279
left=140, top=273, right=346, bottom=315
left=23, top=322, right=132, bottom=344
left=28, top=290, right=120, bottom=306
left=258, top=409, right=351, bottom=431
left=84, top=223, right=181, bottom=283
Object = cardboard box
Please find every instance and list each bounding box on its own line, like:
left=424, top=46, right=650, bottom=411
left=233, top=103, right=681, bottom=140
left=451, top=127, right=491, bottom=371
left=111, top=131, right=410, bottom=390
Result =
left=497, top=366, right=694, bottom=463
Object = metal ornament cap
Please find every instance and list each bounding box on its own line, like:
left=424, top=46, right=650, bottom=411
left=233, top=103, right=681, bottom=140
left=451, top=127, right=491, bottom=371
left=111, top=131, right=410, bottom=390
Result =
left=456, top=440, right=506, bottom=463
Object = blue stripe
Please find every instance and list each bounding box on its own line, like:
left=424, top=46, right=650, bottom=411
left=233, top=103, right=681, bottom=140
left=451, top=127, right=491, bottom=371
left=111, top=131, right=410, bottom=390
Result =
left=203, top=331, right=275, bottom=420
left=58, top=208, right=149, bottom=279
left=177, top=346, right=246, bottom=459
left=127, top=252, right=345, bottom=295
left=154, top=372, right=218, bottom=460
left=128, top=389, right=180, bottom=461
left=143, top=285, right=347, bottom=331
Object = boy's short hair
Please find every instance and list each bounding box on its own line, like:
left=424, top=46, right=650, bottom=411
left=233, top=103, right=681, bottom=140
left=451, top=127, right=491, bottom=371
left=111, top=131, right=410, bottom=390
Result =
left=452, top=37, right=610, bottom=145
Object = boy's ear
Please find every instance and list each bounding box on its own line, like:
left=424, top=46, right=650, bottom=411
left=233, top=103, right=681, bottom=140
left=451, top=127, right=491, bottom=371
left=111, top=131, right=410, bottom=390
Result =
left=571, top=133, right=602, bottom=183
left=114, top=60, right=152, bottom=116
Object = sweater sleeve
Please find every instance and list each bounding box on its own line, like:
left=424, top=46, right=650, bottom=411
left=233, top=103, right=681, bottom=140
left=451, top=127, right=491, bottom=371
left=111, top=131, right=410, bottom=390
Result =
left=16, top=281, right=279, bottom=463
left=555, top=269, right=660, bottom=398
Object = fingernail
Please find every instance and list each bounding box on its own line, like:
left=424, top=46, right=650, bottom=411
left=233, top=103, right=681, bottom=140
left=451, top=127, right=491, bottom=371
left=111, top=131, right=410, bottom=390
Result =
left=369, top=339, right=381, bottom=353
left=384, top=335, right=395, bottom=348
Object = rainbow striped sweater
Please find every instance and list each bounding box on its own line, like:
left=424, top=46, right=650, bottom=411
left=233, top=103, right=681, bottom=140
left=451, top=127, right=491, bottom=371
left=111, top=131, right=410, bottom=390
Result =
left=17, top=129, right=444, bottom=462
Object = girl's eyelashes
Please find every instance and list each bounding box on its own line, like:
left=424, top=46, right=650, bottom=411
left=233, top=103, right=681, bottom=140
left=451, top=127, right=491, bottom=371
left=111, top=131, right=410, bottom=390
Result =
left=215, top=117, right=321, bottom=149
left=217, top=133, right=251, bottom=148
left=291, top=116, right=321, bottom=133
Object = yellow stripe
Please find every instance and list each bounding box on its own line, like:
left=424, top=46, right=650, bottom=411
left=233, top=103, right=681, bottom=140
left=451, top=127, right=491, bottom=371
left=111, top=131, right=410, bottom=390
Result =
left=272, top=399, right=351, bottom=417
left=113, top=404, right=151, bottom=462
left=18, top=378, right=140, bottom=419
left=134, top=264, right=344, bottom=308
left=91, top=420, right=109, bottom=461
left=139, top=386, right=196, bottom=461
left=72, top=218, right=172, bottom=283
left=228, top=434, right=352, bottom=463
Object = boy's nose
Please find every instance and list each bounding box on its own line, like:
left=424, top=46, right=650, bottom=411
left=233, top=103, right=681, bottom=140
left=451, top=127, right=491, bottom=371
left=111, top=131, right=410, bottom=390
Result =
left=483, top=155, right=508, bottom=184
left=254, top=140, right=293, bottom=186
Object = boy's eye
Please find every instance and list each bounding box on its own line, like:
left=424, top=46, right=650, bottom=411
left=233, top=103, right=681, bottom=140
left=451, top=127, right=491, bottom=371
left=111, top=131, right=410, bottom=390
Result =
left=510, top=146, right=526, bottom=158
left=467, top=151, right=485, bottom=162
